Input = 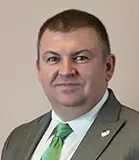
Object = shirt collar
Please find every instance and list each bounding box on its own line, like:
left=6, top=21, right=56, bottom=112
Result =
left=51, top=89, right=109, bottom=137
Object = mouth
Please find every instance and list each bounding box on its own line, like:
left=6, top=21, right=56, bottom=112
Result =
left=54, top=83, right=82, bottom=95
left=55, top=83, right=81, bottom=87
left=55, top=83, right=81, bottom=90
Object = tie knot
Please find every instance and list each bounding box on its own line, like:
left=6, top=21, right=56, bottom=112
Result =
left=55, top=123, right=73, bottom=140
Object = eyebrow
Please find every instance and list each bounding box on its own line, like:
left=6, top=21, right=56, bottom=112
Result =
left=42, top=49, right=93, bottom=57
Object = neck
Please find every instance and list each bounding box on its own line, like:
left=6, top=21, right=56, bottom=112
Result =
left=51, top=89, right=108, bottom=121
left=52, top=95, right=106, bottom=121
left=53, top=106, right=92, bottom=122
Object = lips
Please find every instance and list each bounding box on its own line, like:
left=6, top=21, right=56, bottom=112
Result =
left=56, top=83, right=80, bottom=87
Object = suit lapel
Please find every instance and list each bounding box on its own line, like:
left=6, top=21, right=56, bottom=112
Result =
left=16, top=111, right=52, bottom=160
left=71, top=90, right=126, bottom=160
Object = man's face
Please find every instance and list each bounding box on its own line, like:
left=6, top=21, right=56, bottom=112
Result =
left=37, top=27, right=115, bottom=109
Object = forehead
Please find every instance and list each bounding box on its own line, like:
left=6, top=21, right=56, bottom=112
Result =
left=39, top=27, right=99, bottom=54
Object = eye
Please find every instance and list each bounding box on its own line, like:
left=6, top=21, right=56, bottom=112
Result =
left=74, top=56, right=89, bottom=63
left=46, top=57, right=60, bottom=65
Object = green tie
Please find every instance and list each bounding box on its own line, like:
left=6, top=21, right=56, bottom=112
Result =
left=41, top=123, right=73, bottom=160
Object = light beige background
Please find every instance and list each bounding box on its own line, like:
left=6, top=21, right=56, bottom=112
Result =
left=0, top=0, right=139, bottom=155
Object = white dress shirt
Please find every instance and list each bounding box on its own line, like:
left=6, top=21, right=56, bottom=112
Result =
left=31, top=89, right=109, bottom=160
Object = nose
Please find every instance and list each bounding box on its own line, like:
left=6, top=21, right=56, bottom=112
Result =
left=59, top=59, right=76, bottom=76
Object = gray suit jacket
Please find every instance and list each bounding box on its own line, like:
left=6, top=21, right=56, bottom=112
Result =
left=2, top=90, right=139, bottom=160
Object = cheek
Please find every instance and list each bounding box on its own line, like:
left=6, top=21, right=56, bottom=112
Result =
left=39, top=69, right=52, bottom=85
left=39, top=71, right=54, bottom=98
left=80, top=65, right=106, bottom=85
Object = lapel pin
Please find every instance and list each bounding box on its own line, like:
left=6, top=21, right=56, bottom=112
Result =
left=101, top=130, right=110, bottom=137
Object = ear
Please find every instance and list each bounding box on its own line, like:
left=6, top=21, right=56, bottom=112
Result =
left=36, top=59, right=41, bottom=81
left=105, top=54, right=116, bottom=81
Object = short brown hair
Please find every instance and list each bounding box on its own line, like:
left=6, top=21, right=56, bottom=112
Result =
left=37, top=9, right=111, bottom=60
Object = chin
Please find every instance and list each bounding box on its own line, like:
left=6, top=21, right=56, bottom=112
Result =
left=56, top=97, right=86, bottom=107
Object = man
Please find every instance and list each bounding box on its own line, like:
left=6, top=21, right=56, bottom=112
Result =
left=1, top=9, right=139, bottom=160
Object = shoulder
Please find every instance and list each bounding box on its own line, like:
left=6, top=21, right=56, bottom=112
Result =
left=1, top=112, right=51, bottom=160
left=118, top=105, right=139, bottom=146
left=10, top=112, right=50, bottom=135
left=120, top=105, right=139, bottom=122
